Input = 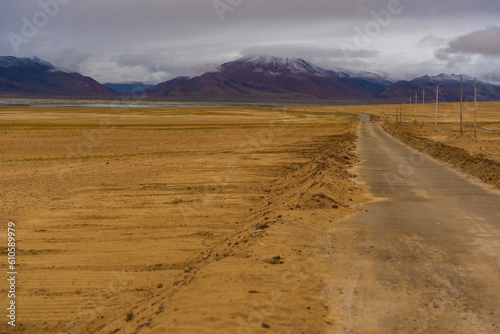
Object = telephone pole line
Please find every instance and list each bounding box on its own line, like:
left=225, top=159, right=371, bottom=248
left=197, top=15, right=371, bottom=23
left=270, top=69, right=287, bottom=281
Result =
left=473, top=78, right=479, bottom=138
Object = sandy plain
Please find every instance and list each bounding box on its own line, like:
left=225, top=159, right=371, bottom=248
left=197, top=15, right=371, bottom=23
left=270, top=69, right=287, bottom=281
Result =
left=0, top=105, right=367, bottom=333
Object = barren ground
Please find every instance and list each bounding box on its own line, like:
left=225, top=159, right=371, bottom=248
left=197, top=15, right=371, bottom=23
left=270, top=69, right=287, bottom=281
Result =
left=1, top=102, right=499, bottom=334
left=0, top=106, right=366, bottom=333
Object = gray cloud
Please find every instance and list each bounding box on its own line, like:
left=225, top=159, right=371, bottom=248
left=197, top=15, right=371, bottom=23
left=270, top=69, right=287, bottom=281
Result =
left=1, top=0, right=500, bottom=83
left=440, top=25, right=500, bottom=57
left=486, top=71, right=500, bottom=84
left=241, top=45, right=378, bottom=60
left=50, top=47, right=92, bottom=73
left=433, top=25, right=500, bottom=80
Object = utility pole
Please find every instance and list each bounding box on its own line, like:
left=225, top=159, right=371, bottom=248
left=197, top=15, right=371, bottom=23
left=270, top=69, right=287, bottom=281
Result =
left=460, top=77, right=463, bottom=135
left=415, top=93, right=418, bottom=124
left=473, top=78, right=479, bottom=138
left=403, top=102, right=406, bottom=123
left=409, top=97, right=413, bottom=123
left=422, top=88, right=425, bottom=125
left=434, top=84, right=441, bottom=133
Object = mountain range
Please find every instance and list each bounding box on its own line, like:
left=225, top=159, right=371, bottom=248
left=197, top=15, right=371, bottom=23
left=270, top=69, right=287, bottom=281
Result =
left=1, top=55, right=500, bottom=102
left=376, top=74, right=500, bottom=103
left=0, top=56, right=117, bottom=98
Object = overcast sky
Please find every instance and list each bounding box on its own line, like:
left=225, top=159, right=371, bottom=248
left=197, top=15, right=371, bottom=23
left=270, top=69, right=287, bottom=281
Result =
left=1, top=0, right=499, bottom=84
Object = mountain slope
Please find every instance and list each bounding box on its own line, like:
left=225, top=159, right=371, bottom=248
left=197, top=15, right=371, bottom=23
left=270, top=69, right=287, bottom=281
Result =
left=104, top=82, right=153, bottom=94
left=144, top=77, right=190, bottom=97
left=321, top=69, right=394, bottom=96
left=0, top=56, right=118, bottom=98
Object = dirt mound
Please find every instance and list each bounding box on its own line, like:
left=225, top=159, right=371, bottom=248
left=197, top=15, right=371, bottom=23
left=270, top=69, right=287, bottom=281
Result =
left=300, top=192, right=339, bottom=209
left=265, top=133, right=358, bottom=212
left=445, top=133, right=476, bottom=142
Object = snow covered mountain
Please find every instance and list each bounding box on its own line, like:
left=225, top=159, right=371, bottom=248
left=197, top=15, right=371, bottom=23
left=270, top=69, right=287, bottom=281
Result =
left=147, top=55, right=384, bottom=100
left=0, top=56, right=55, bottom=69
left=0, top=55, right=117, bottom=98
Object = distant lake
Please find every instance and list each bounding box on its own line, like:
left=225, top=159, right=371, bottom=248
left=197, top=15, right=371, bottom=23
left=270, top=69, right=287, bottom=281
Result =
left=14, top=104, right=215, bottom=108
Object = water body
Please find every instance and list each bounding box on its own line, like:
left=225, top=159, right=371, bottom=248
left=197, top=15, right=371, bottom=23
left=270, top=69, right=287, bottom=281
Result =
left=19, top=104, right=216, bottom=108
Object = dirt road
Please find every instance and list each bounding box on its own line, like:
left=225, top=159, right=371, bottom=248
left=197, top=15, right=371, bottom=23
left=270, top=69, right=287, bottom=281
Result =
left=327, top=121, right=500, bottom=333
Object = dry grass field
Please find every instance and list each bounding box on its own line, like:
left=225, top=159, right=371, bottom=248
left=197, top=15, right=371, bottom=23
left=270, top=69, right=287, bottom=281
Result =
left=0, top=105, right=368, bottom=333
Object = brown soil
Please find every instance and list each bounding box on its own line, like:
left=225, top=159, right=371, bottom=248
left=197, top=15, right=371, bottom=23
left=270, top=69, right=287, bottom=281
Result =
left=0, top=106, right=367, bottom=333
left=383, top=122, right=500, bottom=189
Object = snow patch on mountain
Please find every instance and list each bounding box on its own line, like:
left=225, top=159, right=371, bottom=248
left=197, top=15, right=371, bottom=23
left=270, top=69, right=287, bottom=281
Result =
left=433, top=73, right=474, bottom=82
left=219, top=55, right=323, bottom=75
left=0, top=56, right=69, bottom=73
left=0, top=56, right=53, bottom=68
left=340, top=70, right=393, bottom=84
left=319, top=67, right=395, bottom=86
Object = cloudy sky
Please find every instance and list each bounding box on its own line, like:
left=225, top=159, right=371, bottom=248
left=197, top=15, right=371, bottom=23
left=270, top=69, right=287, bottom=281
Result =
left=1, top=0, right=499, bottom=84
